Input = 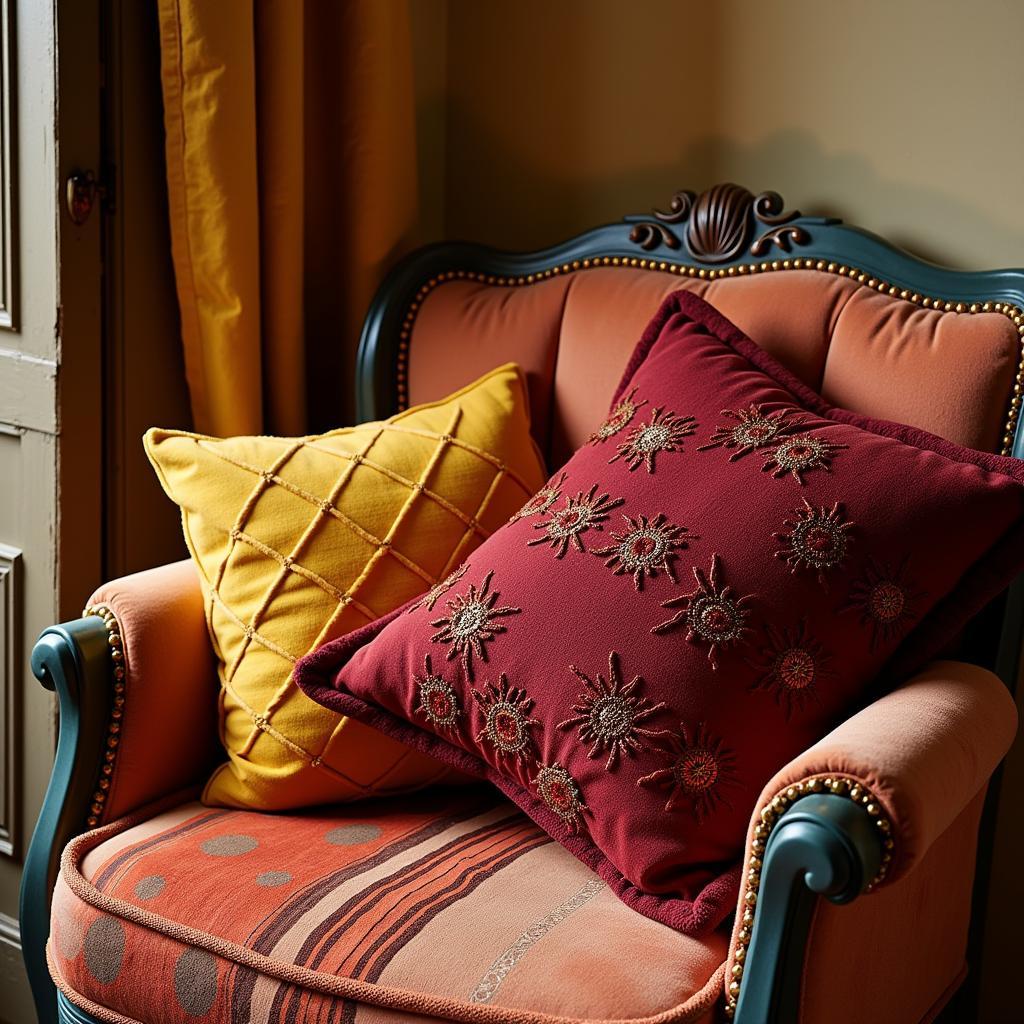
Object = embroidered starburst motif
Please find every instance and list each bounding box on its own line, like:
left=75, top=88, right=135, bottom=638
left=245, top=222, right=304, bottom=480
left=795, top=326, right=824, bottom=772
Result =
left=413, top=654, right=462, bottom=735
left=840, top=557, right=922, bottom=650
left=608, top=406, right=696, bottom=473
left=637, top=722, right=739, bottom=822
left=510, top=472, right=568, bottom=523
left=591, top=512, right=696, bottom=590
left=532, top=762, right=590, bottom=833
left=748, top=620, right=833, bottom=718
left=471, top=674, right=539, bottom=763
left=557, top=652, right=670, bottom=771
left=589, top=386, right=649, bottom=444
left=527, top=484, right=624, bottom=558
left=775, top=500, right=854, bottom=587
left=652, top=555, right=755, bottom=670
left=429, top=570, right=520, bottom=679
left=697, top=404, right=802, bottom=461
left=761, top=434, right=848, bottom=484
left=407, top=564, right=469, bottom=614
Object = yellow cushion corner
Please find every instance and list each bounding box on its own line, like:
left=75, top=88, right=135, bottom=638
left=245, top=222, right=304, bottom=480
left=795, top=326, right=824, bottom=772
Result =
left=144, top=364, right=546, bottom=810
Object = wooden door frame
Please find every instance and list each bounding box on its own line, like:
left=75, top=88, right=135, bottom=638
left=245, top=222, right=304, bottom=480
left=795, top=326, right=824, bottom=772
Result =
left=55, top=0, right=104, bottom=620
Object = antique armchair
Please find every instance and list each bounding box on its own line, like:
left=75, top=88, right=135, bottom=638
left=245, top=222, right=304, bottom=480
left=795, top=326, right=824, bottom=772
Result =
left=20, top=184, right=1023, bottom=1024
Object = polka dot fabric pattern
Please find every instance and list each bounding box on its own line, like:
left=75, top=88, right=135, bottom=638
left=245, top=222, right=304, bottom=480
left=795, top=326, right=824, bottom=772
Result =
left=297, top=291, right=1024, bottom=934
left=49, top=794, right=726, bottom=1023
left=145, top=364, right=547, bottom=811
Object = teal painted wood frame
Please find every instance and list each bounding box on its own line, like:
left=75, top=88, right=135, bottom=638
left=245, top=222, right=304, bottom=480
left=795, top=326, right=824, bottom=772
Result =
left=21, top=617, right=113, bottom=1024
left=55, top=992, right=102, bottom=1024
left=23, top=185, right=1023, bottom=1024
left=356, top=201, right=1024, bottom=461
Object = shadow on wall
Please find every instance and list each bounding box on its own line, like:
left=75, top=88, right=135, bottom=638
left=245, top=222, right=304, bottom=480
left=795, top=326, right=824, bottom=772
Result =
left=440, top=114, right=1024, bottom=271
left=441, top=94, right=709, bottom=248
left=708, top=130, right=1024, bottom=271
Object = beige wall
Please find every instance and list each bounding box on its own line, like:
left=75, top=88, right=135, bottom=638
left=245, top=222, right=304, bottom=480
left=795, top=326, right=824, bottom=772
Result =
left=424, top=3, right=1024, bottom=1020
left=438, top=0, right=1024, bottom=271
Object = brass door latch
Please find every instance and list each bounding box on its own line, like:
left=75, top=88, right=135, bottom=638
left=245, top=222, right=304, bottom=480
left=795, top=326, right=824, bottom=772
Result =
left=65, top=170, right=111, bottom=225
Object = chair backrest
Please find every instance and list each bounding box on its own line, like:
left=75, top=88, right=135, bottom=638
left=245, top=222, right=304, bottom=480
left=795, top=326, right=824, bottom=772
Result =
left=356, top=182, right=1024, bottom=686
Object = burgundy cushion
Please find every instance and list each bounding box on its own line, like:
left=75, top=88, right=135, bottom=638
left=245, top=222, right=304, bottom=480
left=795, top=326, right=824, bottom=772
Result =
left=297, top=291, right=1024, bottom=935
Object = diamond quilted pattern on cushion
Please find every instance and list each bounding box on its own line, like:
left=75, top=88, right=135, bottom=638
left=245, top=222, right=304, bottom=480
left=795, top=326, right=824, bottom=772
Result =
left=145, top=364, right=546, bottom=809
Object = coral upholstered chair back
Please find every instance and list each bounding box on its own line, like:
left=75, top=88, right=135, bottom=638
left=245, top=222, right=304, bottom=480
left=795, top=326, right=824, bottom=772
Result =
left=357, top=183, right=1024, bottom=677
left=404, top=266, right=1020, bottom=467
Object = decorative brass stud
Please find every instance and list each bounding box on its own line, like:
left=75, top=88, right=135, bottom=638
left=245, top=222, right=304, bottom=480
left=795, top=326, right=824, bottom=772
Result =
left=81, top=604, right=126, bottom=830
left=723, top=774, right=893, bottom=1018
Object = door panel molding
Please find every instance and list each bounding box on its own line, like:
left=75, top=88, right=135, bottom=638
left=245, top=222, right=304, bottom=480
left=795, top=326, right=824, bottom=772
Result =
left=0, top=542, right=20, bottom=859
left=0, top=0, right=14, bottom=330
left=0, top=349, right=56, bottom=434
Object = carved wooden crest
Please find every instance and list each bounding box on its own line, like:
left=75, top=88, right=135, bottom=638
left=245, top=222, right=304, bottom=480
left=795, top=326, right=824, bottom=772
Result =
left=627, top=183, right=811, bottom=263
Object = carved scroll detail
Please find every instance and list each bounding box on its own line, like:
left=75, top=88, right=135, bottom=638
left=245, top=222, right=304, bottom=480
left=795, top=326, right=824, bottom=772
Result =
left=627, top=183, right=809, bottom=262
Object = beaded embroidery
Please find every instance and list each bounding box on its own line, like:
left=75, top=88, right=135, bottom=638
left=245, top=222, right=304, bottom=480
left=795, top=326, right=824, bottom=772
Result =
left=775, top=499, right=854, bottom=586
left=591, top=512, right=697, bottom=590
left=527, top=484, right=624, bottom=558
left=697, top=404, right=802, bottom=461
left=608, top=406, right=697, bottom=473
left=557, top=652, right=669, bottom=770
left=429, top=570, right=520, bottom=679
left=652, top=554, right=754, bottom=669
left=588, top=386, right=649, bottom=445
left=510, top=472, right=568, bottom=523
left=413, top=654, right=462, bottom=734
left=533, top=762, right=590, bottom=833
left=407, top=564, right=469, bottom=614
left=748, top=620, right=832, bottom=718
left=761, top=434, right=848, bottom=484
left=637, top=722, right=738, bottom=821
left=840, top=557, right=922, bottom=650
left=471, top=674, right=539, bottom=763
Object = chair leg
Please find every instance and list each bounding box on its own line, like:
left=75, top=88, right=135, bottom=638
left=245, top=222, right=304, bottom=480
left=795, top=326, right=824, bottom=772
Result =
left=56, top=991, right=108, bottom=1024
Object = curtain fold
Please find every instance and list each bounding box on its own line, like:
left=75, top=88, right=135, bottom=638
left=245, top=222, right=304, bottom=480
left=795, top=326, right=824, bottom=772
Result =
left=156, top=0, right=419, bottom=436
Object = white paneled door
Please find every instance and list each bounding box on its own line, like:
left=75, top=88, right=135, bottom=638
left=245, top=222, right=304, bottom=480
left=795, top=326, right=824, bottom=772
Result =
left=0, top=1, right=103, bottom=1019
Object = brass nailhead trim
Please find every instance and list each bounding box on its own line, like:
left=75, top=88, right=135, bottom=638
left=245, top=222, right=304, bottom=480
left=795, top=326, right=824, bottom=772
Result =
left=723, top=775, right=894, bottom=1019
left=394, top=256, right=1024, bottom=456
left=82, top=604, right=126, bottom=828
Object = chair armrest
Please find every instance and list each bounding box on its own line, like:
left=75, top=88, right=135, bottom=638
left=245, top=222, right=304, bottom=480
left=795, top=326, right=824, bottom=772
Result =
left=20, top=560, right=217, bottom=1023
left=730, top=660, right=1018, bottom=1022
left=83, top=559, right=218, bottom=822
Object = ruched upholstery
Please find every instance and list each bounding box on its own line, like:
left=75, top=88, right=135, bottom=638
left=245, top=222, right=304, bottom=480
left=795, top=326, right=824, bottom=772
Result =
left=406, top=268, right=1018, bottom=464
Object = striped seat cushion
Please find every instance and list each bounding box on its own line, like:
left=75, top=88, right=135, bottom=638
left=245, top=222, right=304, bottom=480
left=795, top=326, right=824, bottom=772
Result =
left=49, top=788, right=727, bottom=1023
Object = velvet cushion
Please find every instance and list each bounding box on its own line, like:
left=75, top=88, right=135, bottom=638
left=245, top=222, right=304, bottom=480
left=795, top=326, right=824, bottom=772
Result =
left=296, top=292, right=1024, bottom=934
left=145, top=364, right=546, bottom=811
left=51, top=794, right=725, bottom=1023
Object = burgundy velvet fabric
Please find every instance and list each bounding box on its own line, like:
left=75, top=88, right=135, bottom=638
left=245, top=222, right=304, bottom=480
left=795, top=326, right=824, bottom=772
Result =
left=297, top=291, right=1024, bottom=936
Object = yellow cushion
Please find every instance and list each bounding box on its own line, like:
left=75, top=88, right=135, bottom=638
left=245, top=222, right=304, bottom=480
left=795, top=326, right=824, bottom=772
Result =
left=144, top=364, right=546, bottom=810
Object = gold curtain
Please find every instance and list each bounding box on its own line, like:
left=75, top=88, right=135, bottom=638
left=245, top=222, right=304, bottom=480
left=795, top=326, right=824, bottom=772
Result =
left=156, top=0, right=420, bottom=436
